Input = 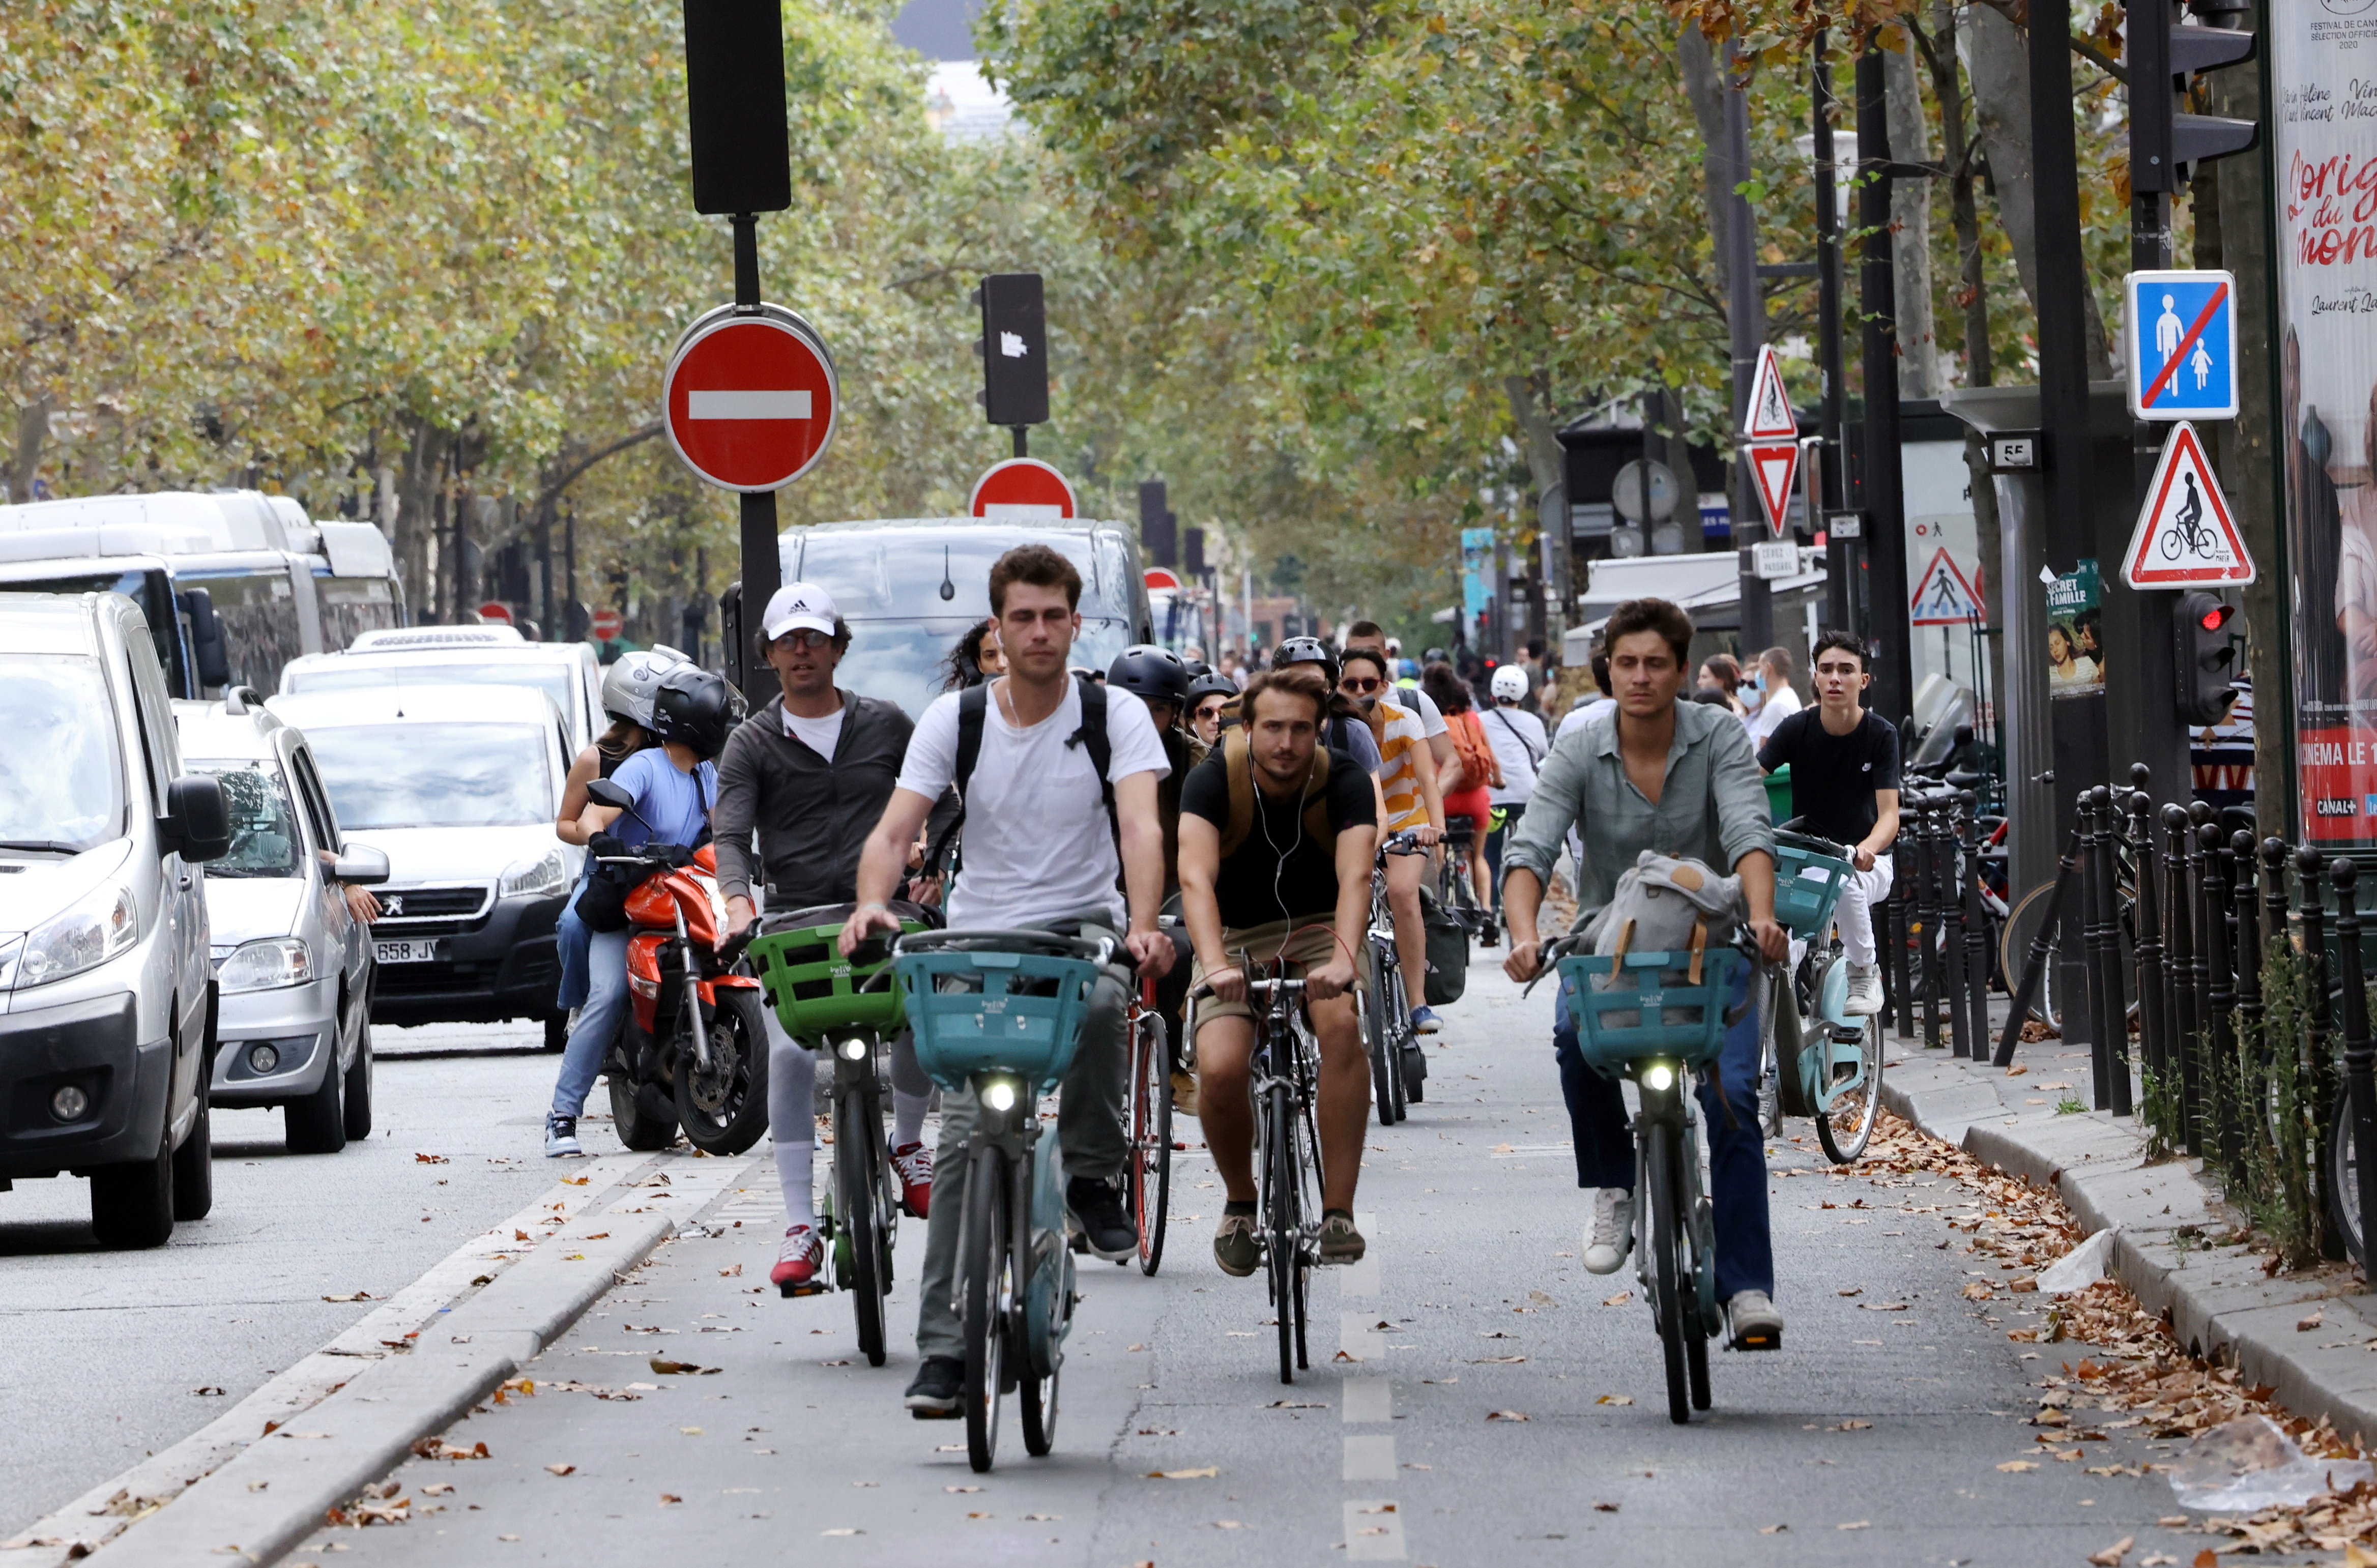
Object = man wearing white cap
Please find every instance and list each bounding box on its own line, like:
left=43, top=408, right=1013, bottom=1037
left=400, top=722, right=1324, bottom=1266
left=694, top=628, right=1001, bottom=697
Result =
left=716, top=583, right=936, bottom=1294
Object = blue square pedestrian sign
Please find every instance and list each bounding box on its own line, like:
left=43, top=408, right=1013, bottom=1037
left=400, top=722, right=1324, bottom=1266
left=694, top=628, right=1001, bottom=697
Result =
left=2124, top=269, right=2238, bottom=420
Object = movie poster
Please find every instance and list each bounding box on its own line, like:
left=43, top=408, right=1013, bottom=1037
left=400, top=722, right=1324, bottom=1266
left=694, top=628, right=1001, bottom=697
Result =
left=2275, top=0, right=2377, bottom=841
left=2046, top=561, right=2105, bottom=699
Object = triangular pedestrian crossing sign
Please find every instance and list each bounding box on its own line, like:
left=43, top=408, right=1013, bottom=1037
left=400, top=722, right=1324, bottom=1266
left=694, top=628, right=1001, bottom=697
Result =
left=1747, top=441, right=1799, bottom=537
left=2120, top=421, right=2255, bottom=587
left=1909, top=546, right=1986, bottom=625
left=1746, top=344, right=1797, bottom=439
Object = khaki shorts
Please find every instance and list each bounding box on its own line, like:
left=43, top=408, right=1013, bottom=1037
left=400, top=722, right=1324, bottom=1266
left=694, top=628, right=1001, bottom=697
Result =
left=1191, top=918, right=1347, bottom=1031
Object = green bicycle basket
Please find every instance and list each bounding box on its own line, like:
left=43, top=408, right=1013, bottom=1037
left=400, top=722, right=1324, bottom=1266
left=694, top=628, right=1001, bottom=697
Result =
left=1555, top=947, right=1741, bottom=1076
left=896, top=944, right=1106, bottom=1095
left=1772, top=833, right=1854, bottom=940
left=746, top=918, right=924, bottom=1042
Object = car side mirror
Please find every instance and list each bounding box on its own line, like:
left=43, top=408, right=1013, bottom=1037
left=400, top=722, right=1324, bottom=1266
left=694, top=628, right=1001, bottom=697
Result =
left=586, top=778, right=634, bottom=811
left=162, top=774, right=231, bottom=863
left=179, top=588, right=232, bottom=689
left=332, top=843, right=391, bottom=886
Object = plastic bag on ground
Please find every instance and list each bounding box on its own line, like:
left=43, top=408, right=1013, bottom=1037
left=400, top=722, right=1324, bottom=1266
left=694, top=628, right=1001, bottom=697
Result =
left=2166, top=1415, right=2374, bottom=1513
left=2036, top=1228, right=2115, bottom=1295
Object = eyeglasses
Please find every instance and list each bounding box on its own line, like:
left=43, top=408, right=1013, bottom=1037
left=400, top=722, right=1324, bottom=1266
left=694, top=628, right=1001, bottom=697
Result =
left=1341, top=676, right=1384, bottom=693
left=774, top=628, right=834, bottom=651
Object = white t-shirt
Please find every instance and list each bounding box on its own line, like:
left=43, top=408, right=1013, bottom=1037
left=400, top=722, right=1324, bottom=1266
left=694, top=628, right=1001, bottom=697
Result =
left=1746, top=684, right=1802, bottom=746
left=1394, top=682, right=1450, bottom=738
left=780, top=703, right=846, bottom=762
left=1558, top=696, right=1617, bottom=739
left=896, top=679, right=1171, bottom=929
left=1481, top=704, right=1548, bottom=806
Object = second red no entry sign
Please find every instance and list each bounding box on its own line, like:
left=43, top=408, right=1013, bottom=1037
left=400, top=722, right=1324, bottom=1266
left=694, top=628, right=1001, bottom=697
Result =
left=664, top=309, right=838, bottom=492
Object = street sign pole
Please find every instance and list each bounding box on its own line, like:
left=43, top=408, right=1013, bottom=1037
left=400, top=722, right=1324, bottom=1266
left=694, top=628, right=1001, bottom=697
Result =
left=1856, top=43, right=1914, bottom=723
left=1812, top=31, right=1855, bottom=638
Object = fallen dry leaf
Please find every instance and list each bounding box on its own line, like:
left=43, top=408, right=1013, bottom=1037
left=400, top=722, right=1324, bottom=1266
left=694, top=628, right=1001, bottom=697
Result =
left=543, top=1464, right=574, bottom=1476
left=822, top=1527, right=861, bottom=1536
left=1592, top=1501, right=1618, bottom=1513
left=719, top=1265, right=743, bottom=1278
left=649, top=1360, right=718, bottom=1376
left=1148, top=1467, right=1219, bottom=1479
left=409, top=1438, right=488, bottom=1462
left=1601, top=1291, right=1632, bottom=1308
left=1489, top=1409, right=1531, bottom=1420
left=1996, top=1460, right=2038, bottom=1472
left=1595, top=1394, right=1632, bottom=1407
left=1837, top=1287, right=1863, bottom=1297
left=944, top=1486, right=982, bottom=1494
left=414, top=1153, right=448, bottom=1164
left=2300, top=1309, right=2325, bottom=1332
left=421, top=1483, right=453, bottom=1497
left=1835, top=1419, right=1872, bottom=1431
left=1758, top=1523, right=1788, bottom=1534
left=659, top=1493, right=682, bottom=1505
left=1838, top=1520, right=1871, bottom=1530
left=2086, top=1536, right=2134, bottom=1567
left=1961, top=1282, right=1993, bottom=1300
left=321, top=1291, right=371, bottom=1303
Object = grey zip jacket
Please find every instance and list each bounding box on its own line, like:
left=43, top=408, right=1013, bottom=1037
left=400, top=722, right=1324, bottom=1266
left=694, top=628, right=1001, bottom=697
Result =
left=713, top=690, right=914, bottom=910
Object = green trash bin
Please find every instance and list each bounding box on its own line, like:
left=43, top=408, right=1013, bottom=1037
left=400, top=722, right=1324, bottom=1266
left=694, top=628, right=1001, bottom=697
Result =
left=1764, top=763, right=1792, bottom=825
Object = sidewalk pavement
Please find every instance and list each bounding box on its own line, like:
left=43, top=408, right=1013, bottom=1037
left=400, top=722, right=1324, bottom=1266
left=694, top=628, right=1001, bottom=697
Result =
left=1880, top=1019, right=2377, bottom=1444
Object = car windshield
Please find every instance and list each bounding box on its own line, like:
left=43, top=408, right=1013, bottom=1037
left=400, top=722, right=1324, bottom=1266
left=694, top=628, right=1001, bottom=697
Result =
left=792, top=528, right=1130, bottom=621
left=834, top=617, right=1135, bottom=719
left=0, top=654, right=123, bottom=852
left=303, top=723, right=550, bottom=829
left=189, top=761, right=304, bottom=877
left=284, top=659, right=575, bottom=719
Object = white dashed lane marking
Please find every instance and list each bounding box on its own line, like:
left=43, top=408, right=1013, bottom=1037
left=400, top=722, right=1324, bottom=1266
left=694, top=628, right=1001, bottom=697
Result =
left=1340, top=1210, right=1403, bottom=1558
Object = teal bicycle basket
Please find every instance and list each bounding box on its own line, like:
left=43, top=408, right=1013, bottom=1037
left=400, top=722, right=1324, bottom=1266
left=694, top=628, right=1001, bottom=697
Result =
left=745, top=919, right=924, bottom=1041
left=1772, top=835, right=1854, bottom=940
left=1555, top=947, right=1742, bottom=1076
left=896, top=943, right=1106, bottom=1094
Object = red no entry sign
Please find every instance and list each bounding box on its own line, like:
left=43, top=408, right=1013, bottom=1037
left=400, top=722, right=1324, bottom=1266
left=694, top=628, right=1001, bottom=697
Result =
left=590, top=606, right=623, bottom=642
left=968, top=457, right=1077, bottom=520
left=664, top=310, right=837, bottom=492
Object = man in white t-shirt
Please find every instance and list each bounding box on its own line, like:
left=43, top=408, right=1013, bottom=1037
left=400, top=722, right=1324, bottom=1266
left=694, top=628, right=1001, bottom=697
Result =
left=840, top=544, right=1173, bottom=1419
left=1744, top=645, right=1805, bottom=746
left=1480, top=663, right=1547, bottom=936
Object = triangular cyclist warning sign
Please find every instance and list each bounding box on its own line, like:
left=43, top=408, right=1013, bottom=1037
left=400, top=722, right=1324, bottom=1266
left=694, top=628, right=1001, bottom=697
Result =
left=2121, top=421, right=2255, bottom=587
left=1909, top=546, right=1986, bottom=625
left=1746, top=344, right=1798, bottom=439
left=1747, top=441, right=1800, bottom=536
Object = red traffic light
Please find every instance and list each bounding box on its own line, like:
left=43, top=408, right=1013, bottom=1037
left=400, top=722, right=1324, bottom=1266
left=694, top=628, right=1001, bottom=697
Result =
left=2200, top=604, right=2233, bottom=631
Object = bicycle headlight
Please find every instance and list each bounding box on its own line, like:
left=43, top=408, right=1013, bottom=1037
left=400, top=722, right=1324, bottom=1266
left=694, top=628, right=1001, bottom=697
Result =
left=838, top=1036, right=868, bottom=1062
left=982, top=1078, right=1018, bottom=1112
left=1640, top=1062, right=1675, bottom=1092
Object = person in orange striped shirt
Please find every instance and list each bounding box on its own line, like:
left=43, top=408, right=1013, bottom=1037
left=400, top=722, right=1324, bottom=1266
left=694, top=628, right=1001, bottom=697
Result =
left=1340, top=647, right=1448, bottom=1033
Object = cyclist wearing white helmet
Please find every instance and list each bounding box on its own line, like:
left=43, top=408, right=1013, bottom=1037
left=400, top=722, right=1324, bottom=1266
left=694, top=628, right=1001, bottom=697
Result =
left=549, top=646, right=688, bottom=1048
left=1480, top=663, right=1547, bottom=939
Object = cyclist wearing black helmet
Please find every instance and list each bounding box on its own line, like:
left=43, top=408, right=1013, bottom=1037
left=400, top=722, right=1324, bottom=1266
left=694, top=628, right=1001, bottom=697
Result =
left=1186, top=671, right=1236, bottom=747
left=547, top=663, right=742, bottom=1157
left=1271, top=636, right=1384, bottom=777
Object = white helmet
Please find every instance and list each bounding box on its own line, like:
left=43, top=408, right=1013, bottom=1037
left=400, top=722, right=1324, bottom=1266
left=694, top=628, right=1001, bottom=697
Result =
left=600, top=644, right=689, bottom=728
left=1490, top=664, right=1529, bottom=703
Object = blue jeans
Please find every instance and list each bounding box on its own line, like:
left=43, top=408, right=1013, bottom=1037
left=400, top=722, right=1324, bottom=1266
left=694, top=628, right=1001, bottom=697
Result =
left=1552, top=963, right=1774, bottom=1300
left=554, top=879, right=592, bottom=1012
left=552, top=928, right=628, bottom=1119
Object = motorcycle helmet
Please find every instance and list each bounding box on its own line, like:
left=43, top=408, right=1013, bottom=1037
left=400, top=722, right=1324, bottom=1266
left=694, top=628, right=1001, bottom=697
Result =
left=649, top=664, right=743, bottom=760
left=598, top=644, right=689, bottom=729
left=1269, top=635, right=1339, bottom=683
left=1490, top=664, right=1529, bottom=703
left=1108, top=643, right=1192, bottom=708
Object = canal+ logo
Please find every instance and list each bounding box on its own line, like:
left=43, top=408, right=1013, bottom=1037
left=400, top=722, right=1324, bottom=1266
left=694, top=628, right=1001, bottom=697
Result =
left=2314, top=796, right=2364, bottom=818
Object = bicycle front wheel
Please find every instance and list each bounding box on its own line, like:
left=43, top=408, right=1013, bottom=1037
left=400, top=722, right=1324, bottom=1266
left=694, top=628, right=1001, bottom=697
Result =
left=837, top=1084, right=888, bottom=1367
left=1130, top=1014, right=1173, bottom=1276
left=1816, top=1017, right=1886, bottom=1165
left=1364, top=943, right=1401, bottom=1127
left=961, top=1145, right=1012, bottom=1472
left=1263, top=1081, right=1305, bottom=1385
left=1644, top=1119, right=1693, bottom=1426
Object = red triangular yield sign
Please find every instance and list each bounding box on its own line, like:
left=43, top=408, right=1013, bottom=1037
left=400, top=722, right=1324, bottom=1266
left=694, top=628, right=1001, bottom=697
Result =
left=1746, top=345, right=1798, bottom=439
left=1909, top=546, right=1986, bottom=625
left=1747, top=442, right=1799, bottom=536
left=2121, top=421, right=2254, bottom=587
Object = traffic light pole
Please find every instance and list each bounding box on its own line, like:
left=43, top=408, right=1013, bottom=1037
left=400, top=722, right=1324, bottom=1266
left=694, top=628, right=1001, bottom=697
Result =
left=733, top=213, right=781, bottom=698
left=1856, top=44, right=1913, bottom=722
left=1813, top=32, right=1855, bottom=638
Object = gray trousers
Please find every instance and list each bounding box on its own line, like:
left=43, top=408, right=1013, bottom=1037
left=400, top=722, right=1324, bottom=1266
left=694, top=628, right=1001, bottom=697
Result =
left=914, top=920, right=1130, bottom=1361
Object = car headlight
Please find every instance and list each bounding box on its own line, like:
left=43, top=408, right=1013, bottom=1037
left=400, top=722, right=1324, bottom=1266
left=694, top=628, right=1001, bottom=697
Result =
left=500, top=849, right=570, bottom=899
left=18, top=885, right=137, bottom=989
left=217, top=936, right=314, bottom=994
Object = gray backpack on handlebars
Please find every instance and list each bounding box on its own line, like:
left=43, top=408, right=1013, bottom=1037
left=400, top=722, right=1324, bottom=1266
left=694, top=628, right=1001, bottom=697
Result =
left=1577, top=852, right=1743, bottom=1029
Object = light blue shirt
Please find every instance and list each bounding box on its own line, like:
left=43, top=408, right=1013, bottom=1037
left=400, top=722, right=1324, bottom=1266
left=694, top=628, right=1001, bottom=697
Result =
left=610, top=749, right=716, bottom=850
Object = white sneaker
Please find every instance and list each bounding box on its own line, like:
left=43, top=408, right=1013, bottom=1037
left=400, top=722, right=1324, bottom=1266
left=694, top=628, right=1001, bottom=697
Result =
left=543, top=1113, right=583, bottom=1158
left=1728, top=1288, right=1784, bottom=1350
left=1842, top=962, right=1884, bottom=1017
left=1582, top=1186, right=1633, bottom=1275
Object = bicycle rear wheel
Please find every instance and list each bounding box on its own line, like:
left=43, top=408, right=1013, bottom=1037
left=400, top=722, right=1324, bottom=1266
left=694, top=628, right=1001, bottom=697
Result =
left=1383, top=965, right=1409, bottom=1121
left=1644, top=1119, right=1692, bottom=1426
left=1263, top=1081, right=1302, bottom=1385
left=1816, top=1017, right=1886, bottom=1165
left=962, top=1145, right=1011, bottom=1472
left=1130, top=1014, right=1173, bottom=1276
left=837, top=1084, right=887, bottom=1367
left=1364, top=942, right=1401, bottom=1126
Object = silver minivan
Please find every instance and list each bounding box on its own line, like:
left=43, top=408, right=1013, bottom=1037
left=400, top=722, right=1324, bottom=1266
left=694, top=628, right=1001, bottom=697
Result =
left=0, top=592, right=231, bottom=1247
left=173, top=694, right=386, bottom=1154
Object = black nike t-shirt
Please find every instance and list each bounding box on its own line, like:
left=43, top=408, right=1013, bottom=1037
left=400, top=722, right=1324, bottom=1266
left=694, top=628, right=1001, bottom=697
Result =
left=1180, top=746, right=1377, bottom=930
left=1756, top=707, right=1901, bottom=848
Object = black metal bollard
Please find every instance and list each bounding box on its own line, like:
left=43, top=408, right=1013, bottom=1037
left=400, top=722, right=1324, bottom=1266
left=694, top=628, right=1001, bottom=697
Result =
left=2332, top=856, right=2376, bottom=1272
left=2201, top=822, right=2242, bottom=1184
left=1888, top=814, right=1916, bottom=1038
left=1946, top=794, right=1974, bottom=1061
left=1995, top=821, right=2085, bottom=1068
left=2089, top=789, right=2132, bottom=1114
left=2131, top=790, right=2169, bottom=1127
left=2176, top=808, right=2210, bottom=1154
left=1961, top=789, right=1991, bottom=1058
left=2233, top=832, right=2267, bottom=1164
left=1919, top=795, right=1946, bottom=1050
left=2301, top=845, right=2340, bottom=1258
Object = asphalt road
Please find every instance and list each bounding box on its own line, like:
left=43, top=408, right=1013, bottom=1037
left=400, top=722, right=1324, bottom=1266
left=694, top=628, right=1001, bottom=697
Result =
left=284, top=966, right=2212, bottom=1567
left=0, top=1022, right=566, bottom=1535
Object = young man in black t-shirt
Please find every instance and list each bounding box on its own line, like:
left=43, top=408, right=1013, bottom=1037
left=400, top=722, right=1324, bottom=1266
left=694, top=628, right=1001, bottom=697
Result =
left=1177, top=665, right=1379, bottom=1274
left=1755, top=629, right=1902, bottom=1014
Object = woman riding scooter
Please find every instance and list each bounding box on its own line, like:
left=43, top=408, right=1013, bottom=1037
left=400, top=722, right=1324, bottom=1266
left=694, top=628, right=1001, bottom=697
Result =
left=546, top=663, right=740, bottom=1156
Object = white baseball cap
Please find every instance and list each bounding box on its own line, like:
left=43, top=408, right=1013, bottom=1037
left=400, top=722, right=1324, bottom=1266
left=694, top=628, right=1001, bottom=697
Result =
left=762, top=582, right=839, bottom=641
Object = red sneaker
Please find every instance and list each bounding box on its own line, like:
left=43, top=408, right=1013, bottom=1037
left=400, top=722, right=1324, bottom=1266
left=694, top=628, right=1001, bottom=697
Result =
left=891, top=1142, right=934, bottom=1219
left=770, top=1224, right=824, bottom=1293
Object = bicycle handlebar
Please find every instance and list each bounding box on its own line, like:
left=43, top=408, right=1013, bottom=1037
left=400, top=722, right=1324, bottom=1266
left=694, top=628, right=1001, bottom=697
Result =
left=894, top=926, right=1125, bottom=971
left=1186, top=975, right=1307, bottom=1002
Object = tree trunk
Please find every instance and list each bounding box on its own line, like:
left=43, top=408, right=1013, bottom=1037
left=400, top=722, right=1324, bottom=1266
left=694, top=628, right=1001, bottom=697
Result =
left=1678, top=26, right=1736, bottom=308
left=1883, top=39, right=1943, bottom=399
left=1960, top=4, right=2113, bottom=379
left=395, top=417, right=451, bottom=622
left=11, top=396, right=49, bottom=503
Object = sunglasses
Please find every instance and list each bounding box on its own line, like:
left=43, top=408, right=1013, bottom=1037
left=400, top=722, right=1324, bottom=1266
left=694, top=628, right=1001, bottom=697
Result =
left=1341, top=676, right=1384, bottom=693
left=774, top=628, right=834, bottom=651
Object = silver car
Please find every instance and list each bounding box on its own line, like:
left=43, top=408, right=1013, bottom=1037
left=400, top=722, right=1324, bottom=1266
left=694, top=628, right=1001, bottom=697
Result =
left=173, top=693, right=387, bottom=1153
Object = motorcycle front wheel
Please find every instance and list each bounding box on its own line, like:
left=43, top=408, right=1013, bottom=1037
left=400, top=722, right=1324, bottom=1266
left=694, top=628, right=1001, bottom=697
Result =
left=677, top=988, right=771, bottom=1155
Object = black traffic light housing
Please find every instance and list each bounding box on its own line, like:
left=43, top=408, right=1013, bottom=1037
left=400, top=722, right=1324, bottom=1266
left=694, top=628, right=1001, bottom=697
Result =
left=1139, top=481, right=1177, bottom=567
left=2175, top=590, right=2240, bottom=724
left=2128, top=0, right=2255, bottom=193
left=1183, top=528, right=1206, bottom=577
left=681, top=0, right=792, bottom=215
left=975, top=273, right=1049, bottom=432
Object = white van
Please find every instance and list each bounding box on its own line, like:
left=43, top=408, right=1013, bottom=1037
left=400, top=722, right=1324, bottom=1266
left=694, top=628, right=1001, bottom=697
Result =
left=0, top=592, right=231, bottom=1247
left=276, top=627, right=605, bottom=756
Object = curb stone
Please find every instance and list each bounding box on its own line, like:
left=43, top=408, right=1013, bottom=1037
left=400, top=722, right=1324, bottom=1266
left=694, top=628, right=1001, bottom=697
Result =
left=71, top=1151, right=761, bottom=1568
left=1881, top=1042, right=2377, bottom=1447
